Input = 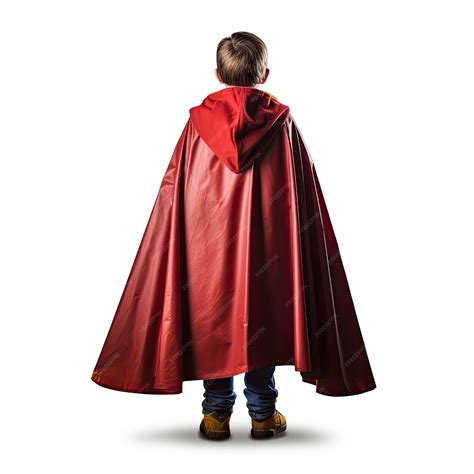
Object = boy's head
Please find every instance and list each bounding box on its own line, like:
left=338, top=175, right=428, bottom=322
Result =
left=215, top=32, right=270, bottom=87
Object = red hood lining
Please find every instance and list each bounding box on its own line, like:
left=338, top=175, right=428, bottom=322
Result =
left=189, top=86, right=290, bottom=173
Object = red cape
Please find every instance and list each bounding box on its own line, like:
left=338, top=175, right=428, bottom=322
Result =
left=92, top=86, right=376, bottom=396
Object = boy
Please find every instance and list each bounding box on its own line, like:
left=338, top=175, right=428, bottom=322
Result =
left=92, top=31, right=376, bottom=441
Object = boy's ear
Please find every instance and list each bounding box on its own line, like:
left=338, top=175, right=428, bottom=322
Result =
left=215, top=68, right=224, bottom=83
left=260, top=68, right=270, bottom=84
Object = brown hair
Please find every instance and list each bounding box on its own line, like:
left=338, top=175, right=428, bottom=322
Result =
left=216, top=32, right=268, bottom=87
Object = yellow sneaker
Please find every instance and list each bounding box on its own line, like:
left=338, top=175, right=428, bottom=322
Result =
left=199, top=410, right=232, bottom=440
left=250, top=410, right=287, bottom=438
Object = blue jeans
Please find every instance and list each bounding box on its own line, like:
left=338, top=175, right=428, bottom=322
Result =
left=202, top=366, right=278, bottom=421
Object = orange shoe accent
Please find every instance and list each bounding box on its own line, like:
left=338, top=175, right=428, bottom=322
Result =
left=199, top=411, right=232, bottom=440
left=250, top=410, right=287, bottom=438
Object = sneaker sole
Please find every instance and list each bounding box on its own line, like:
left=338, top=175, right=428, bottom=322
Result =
left=251, top=423, right=287, bottom=439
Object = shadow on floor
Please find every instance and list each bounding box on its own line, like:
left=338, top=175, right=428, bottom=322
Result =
left=131, top=423, right=333, bottom=446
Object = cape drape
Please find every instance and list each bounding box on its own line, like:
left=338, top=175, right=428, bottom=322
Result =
left=92, top=86, right=376, bottom=396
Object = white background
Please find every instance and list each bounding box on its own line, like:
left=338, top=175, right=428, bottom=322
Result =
left=1, top=1, right=473, bottom=472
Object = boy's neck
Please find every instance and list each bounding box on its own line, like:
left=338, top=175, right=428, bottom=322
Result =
left=224, top=84, right=261, bottom=89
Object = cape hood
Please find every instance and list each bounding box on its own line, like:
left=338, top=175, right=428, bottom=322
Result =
left=189, top=86, right=290, bottom=173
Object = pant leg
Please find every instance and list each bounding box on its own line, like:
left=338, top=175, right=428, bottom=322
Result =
left=243, top=366, right=278, bottom=421
left=202, top=376, right=237, bottom=414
